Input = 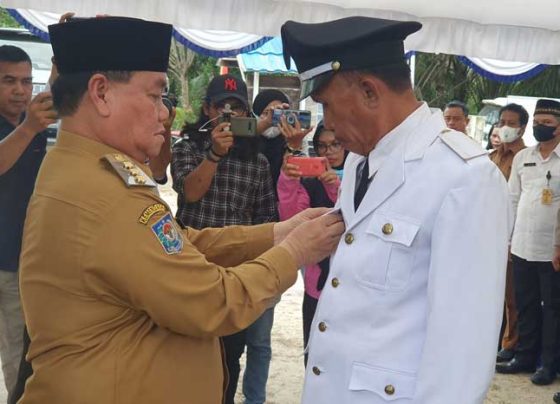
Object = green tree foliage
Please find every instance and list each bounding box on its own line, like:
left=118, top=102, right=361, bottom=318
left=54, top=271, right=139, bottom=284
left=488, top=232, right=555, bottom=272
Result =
left=167, top=38, right=220, bottom=129
left=0, top=9, right=21, bottom=28
left=415, top=52, right=560, bottom=114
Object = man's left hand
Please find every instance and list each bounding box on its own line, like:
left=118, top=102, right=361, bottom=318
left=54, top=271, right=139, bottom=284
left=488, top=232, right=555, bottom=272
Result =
left=273, top=207, right=331, bottom=245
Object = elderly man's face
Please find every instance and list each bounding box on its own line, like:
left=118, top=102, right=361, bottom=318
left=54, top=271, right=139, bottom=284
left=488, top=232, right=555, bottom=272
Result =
left=443, top=107, right=469, bottom=133
left=107, top=71, right=169, bottom=161
left=312, top=75, right=373, bottom=155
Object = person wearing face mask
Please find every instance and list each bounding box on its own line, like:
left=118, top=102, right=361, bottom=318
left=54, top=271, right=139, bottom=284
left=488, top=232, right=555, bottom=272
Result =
left=488, top=104, right=527, bottom=365
left=496, top=99, right=560, bottom=386
left=253, top=89, right=313, bottom=194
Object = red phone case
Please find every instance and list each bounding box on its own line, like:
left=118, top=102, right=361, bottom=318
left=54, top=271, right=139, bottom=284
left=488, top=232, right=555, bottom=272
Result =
left=287, top=156, right=327, bottom=177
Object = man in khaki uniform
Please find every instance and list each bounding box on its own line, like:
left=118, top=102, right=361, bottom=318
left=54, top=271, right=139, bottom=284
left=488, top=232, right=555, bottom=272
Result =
left=489, top=103, right=527, bottom=364
left=18, top=17, right=344, bottom=404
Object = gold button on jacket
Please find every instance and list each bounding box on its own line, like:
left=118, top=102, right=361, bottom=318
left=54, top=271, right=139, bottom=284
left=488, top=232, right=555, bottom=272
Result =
left=344, top=233, right=354, bottom=244
left=318, top=322, right=327, bottom=332
left=384, top=384, right=395, bottom=395
left=331, top=278, right=340, bottom=288
left=18, top=131, right=298, bottom=404
left=382, top=223, right=394, bottom=235
left=312, top=366, right=321, bottom=375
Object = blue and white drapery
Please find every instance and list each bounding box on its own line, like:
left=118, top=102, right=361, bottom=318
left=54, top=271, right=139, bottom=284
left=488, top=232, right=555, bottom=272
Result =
left=457, top=57, right=548, bottom=83
left=5, top=8, right=551, bottom=82
left=7, top=8, right=272, bottom=57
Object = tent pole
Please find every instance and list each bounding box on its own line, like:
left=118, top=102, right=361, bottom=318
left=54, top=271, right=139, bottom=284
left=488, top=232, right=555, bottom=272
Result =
left=253, top=72, right=260, bottom=101
left=410, top=52, right=416, bottom=89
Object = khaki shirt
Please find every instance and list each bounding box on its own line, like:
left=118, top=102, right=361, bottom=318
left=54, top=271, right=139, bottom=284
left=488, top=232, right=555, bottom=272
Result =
left=489, top=139, right=526, bottom=180
left=19, top=131, right=297, bottom=404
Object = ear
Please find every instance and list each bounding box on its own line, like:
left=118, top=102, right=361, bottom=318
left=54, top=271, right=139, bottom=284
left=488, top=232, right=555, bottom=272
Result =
left=87, top=73, right=112, bottom=117
left=519, top=125, right=526, bottom=135
left=202, top=101, right=210, bottom=117
left=358, top=75, right=381, bottom=108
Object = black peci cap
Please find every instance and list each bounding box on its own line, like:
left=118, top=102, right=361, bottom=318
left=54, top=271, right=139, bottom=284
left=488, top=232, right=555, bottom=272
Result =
left=281, top=16, right=422, bottom=98
left=48, top=17, right=172, bottom=74
left=205, top=74, right=248, bottom=108
left=535, top=99, right=560, bottom=117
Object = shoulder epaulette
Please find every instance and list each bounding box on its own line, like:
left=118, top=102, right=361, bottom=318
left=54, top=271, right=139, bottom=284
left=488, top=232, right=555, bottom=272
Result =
left=102, top=153, right=156, bottom=188
left=439, top=129, right=487, bottom=161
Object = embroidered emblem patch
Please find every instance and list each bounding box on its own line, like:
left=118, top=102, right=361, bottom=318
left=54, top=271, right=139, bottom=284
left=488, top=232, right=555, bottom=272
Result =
left=151, top=213, right=183, bottom=254
left=139, top=203, right=166, bottom=225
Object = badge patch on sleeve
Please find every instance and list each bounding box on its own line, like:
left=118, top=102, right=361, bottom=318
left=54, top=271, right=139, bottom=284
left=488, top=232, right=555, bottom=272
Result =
left=139, top=203, right=166, bottom=225
left=151, top=213, right=183, bottom=254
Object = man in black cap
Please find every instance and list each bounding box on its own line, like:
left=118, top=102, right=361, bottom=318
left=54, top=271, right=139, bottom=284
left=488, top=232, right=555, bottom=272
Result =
left=282, top=16, right=511, bottom=403
left=17, top=17, right=344, bottom=404
left=497, top=98, right=560, bottom=386
left=171, top=74, right=280, bottom=404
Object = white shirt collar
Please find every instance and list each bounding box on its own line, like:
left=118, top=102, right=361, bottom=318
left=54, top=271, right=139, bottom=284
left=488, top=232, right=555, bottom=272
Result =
left=365, top=102, right=432, bottom=178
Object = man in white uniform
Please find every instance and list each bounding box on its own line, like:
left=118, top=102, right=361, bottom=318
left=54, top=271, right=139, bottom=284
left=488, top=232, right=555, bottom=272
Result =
left=281, top=16, right=512, bottom=404
left=497, top=99, right=560, bottom=386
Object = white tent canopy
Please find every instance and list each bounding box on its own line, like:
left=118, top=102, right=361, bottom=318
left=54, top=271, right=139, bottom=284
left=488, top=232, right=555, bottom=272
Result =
left=3, top=0, right=560, bottom=64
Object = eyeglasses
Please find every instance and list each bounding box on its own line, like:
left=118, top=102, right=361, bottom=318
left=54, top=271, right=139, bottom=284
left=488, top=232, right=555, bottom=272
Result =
left=317, top=142, right=342, bottom=154
left=214, top=101, right=247, bottom=115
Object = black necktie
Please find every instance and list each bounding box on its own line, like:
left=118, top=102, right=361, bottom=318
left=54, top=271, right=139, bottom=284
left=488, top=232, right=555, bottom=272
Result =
left=354, top=158, right=370, bottom=211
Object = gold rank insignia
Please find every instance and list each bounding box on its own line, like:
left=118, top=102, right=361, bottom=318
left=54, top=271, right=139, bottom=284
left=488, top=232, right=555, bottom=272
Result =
left=102, top=154, right=157, bottom=188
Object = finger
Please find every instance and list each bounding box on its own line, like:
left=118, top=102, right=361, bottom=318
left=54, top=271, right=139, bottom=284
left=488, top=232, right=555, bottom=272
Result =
left=303, top=207, right=331, bottom=219
left=281, top=103, right=290, bottom=110
left=33, top=92, right=53, bottom=103
left=321, top=213, right=344, bottom=226
left=215, top=122, right=231, bottom=131
left=44, top=111, right=59, bottom=120
left=40, top=100, right=54, bottom=110
left=60, top=12, right=75, bottom=23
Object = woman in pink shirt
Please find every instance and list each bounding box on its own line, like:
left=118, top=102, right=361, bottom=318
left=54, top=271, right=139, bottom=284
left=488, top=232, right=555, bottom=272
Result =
left=277, top=122, right=346, bottom=365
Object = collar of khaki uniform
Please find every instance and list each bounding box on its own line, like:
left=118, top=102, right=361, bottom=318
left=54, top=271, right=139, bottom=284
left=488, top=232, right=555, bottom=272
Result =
left=56, top=130, right=156, bottom=188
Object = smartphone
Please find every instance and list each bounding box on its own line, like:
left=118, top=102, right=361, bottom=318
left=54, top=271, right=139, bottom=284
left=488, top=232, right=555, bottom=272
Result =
left=287, top=156, right=327, bottom=177
left=219, top=116, right=257, bottom=137
left=272, top=109, right=311, bottom=129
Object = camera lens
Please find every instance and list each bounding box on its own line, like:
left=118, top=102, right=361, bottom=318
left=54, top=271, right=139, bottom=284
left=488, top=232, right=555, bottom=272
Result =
left=287, top=113, right=296, bottom=125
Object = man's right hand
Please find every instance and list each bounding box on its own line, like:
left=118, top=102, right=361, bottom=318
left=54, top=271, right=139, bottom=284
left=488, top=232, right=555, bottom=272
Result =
left=21, top=92, right=58, bottom=135
left=280, top=212, right=345, bottom=267
left=211, top=122, right=234, bottom=156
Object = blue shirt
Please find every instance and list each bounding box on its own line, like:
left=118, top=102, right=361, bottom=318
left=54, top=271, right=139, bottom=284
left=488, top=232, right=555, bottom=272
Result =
left=0, top=115, right=47, bottom=271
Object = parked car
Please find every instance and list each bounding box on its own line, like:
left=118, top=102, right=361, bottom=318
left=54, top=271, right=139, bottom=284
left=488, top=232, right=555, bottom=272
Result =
left=0, top=27, right=57, bottom=145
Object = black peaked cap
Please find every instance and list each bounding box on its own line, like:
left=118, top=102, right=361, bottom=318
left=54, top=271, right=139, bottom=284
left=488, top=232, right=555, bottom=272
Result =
left=281, top=16, right=421, bottom=98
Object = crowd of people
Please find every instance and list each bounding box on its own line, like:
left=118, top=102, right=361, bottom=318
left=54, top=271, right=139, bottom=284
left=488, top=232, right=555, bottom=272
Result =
left=0, top=11, right=559, bottom=404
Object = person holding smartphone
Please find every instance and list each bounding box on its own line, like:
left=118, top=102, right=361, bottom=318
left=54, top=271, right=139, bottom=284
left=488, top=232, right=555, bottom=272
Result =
left=277, top=121, right=347, bottom=365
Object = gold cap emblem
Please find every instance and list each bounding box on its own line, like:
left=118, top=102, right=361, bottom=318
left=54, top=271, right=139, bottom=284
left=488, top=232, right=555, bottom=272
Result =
left=331, top=61, right=341, bottom=71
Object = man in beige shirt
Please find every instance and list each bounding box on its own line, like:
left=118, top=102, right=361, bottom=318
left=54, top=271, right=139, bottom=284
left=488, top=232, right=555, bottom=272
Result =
left=18, top=17, right=344, bottom=404
left=489, top=103, right=527, bottom=363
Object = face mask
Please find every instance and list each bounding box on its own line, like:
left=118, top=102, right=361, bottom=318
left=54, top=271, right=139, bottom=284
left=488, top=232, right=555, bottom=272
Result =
left=498, top=126, right=521, bottom=143
left=533, top=124, right=557, bottom=142
left=262, top=127, right=281, bottom=139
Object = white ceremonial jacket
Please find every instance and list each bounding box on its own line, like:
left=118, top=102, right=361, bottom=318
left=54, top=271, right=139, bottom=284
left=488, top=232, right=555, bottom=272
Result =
left=302, top=104, right=512, bottom=404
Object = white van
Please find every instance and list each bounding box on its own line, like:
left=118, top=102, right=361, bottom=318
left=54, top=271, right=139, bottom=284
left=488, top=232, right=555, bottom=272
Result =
left=479, top=96, right=560, bottom=148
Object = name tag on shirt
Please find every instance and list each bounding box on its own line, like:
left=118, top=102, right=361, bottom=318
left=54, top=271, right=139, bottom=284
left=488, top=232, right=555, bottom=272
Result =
left=524, top=162, right=537, bottom=167
left=542, top=188, right=554, bottom=205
